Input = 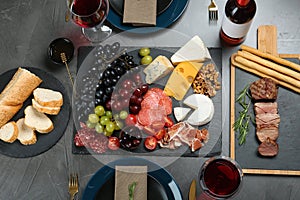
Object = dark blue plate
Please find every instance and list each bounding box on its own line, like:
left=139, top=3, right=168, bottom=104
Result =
left=82, top=157, right=183, bottom=200
left=106, top=0, right=189, bottom=33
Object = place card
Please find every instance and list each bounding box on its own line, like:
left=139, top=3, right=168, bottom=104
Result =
left=114, top=165, right=147, bottom=200
left=123, top=0, right=157, bottom=26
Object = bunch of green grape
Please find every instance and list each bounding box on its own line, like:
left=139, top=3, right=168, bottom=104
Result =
left=139, top=48, right=153, bottom=65
left=86, top=105, right=128, bottom=136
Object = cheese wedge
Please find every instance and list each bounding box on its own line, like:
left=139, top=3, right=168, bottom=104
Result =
left=164, top=62, right=203, bottom=100
left=183, top=94, right=214, bottom=126
left=171, top=35, right=211, bottom=65
left=143, top=55, right=174, bottom=84
left=174, top=107, right=191, bottom=122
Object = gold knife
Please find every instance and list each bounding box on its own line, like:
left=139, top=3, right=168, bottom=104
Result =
left=189, top=179, right=197, bottom=200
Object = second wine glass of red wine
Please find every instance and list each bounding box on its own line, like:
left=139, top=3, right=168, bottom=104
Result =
left=198, top=156, right=243, bottom=199
left=69, top=0, right=112, bottom=43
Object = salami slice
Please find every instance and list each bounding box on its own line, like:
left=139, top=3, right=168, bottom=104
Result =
left=138, top=108, right=152, bottom=126
left=159, top=96, right=172, bottom=115
left=138, top=87, right=172, bottom=128
left=149, top=108, right=165, bottom=123
left=77, top=122, right=108, bottom=153
left=143, top=89, right=160, bottom=100
left=141, top=96, right=157, bottom=109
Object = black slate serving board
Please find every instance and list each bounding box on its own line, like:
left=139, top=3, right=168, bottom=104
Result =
left=72, top=46, right=223, bottom=157
left=230, top=58, right=300, bottom=175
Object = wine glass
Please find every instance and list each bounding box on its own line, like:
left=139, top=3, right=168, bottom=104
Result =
left=69, top=0, right=112, bottom=43
left=198, top=156, right=243, bottom=199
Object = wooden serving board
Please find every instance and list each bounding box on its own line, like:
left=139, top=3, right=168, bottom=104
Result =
left=258, top=25, right=300, bottom=59
left=230, top=25, right=300, bottom=176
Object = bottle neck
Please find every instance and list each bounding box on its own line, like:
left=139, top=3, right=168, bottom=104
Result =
left=236, top=0, right=251, bottom=7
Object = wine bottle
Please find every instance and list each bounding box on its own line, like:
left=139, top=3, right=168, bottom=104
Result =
left=220, top=0, right=256, bottom=45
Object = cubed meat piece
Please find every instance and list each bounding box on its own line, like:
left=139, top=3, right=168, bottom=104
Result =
left=256, top=126, right=279, bottom=142
left=254, top=102, right=278, bottom=115
left=250, top=77, right=278, bottom=101
left=256, top=113, right=280, bottom=127
left=258, top=138, right=279, bottom=157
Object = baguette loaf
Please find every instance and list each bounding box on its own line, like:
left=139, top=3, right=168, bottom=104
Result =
left=0, top=68, right=42, bottom=128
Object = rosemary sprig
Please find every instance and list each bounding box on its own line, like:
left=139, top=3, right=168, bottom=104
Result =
left=233, top=84, right=254, bottom=145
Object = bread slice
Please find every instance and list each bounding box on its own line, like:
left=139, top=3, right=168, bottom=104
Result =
left=33, top=88, right=63, bottom=107
left=0, top=121, right=18, bottom=143
left=24, top=106, right=54, bottom=134
left=16, top=118, right=37, bottom=145
left=32, top=99, right=61, bottom=115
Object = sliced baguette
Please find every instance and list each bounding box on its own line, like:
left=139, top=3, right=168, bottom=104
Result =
left=16, top=118, right=37, bottom=145
left=0, top=67, right=42, bottom=128
left=32, top=99, right=61, bottom=115
left=24, top=106, right=54, bottom=134
left=33, top=88, right=63, bottom=107
left=0, top=121, right=18, bottom=143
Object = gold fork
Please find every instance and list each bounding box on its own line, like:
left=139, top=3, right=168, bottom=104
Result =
left=208, top=0, right=218, bottom=21
left=69, top=173, right=79, bottom=200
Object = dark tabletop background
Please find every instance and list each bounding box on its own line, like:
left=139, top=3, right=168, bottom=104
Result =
left=0, top=0, right=300, bottom=199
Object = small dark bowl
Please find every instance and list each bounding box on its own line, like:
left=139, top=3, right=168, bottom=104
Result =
left=48, top=38, right=74, bottom=65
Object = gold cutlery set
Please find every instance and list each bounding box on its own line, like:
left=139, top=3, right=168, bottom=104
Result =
left=69, top=173, right=79, bottom=200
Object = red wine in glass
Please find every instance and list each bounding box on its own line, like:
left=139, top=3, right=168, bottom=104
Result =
left=199, top=157, right=243, bottom=199
left=69, top=0, right=111, bottom=42
left=71, top=0, right=108, bottom=28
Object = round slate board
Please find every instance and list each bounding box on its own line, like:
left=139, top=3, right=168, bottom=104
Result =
left=0, top=67, right=70, bottom=158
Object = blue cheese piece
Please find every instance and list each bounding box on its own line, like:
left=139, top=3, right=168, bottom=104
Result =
left=143, top=55, right=174, bottom=84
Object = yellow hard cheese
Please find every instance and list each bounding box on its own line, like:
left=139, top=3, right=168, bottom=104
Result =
left=164, top=62, right=203, bottom=100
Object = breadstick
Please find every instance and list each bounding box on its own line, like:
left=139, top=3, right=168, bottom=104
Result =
left=240, top=45, right=300, bottom=72
left=279, top=54, right=300, bottom=60
left=235, top=55, right=300, bottom=88
left=238, top=50, right=300, bottom=81
left=231, top=54, right=300, bottom=93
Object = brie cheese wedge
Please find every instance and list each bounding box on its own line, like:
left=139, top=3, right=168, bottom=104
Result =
left=171, top=35, right=211, bottom=65
left=173, top=107, right=191, bottom=122
left=183, top=94, right=214, bottom=126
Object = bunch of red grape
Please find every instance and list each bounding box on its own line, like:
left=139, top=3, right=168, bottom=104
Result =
left=95, top=52, right=138, bottom=109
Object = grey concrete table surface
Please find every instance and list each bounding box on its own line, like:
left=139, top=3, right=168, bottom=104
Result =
left=0, top=0, right=299, bottom=199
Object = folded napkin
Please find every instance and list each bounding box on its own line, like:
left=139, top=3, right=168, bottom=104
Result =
left=123, top=0, right=157, bottom=26
left=115, top=166, right=147, bottom=200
